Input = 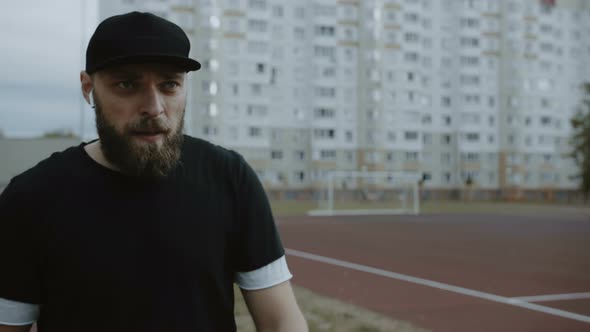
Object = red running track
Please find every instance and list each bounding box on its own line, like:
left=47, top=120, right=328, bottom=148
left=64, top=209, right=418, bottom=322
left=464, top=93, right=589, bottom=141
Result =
left=278, top=212, right=590, bottom=332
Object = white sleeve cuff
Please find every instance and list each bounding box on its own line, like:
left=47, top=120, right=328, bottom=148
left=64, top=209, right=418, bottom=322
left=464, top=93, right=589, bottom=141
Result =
left=0, top=297, right=39, bottom=326
left=235, top=255, right=293, bottom=290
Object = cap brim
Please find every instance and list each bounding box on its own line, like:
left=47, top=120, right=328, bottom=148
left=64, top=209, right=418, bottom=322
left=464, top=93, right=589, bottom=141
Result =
left=87, top=54, right=201, bottom=73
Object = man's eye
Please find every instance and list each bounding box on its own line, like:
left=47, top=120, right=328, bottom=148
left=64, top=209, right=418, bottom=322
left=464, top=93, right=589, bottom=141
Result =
left=116, top=81, right=136, bottom=89
left=162, top=81, right=180, bottom=89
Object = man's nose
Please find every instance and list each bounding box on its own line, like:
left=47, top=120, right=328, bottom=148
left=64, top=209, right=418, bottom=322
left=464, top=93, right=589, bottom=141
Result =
left=139, top=85, right=165, bottom=117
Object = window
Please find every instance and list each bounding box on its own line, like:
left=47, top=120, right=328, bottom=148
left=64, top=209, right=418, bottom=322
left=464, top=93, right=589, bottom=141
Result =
left=248, top=0, right=266, bottom=10
left=320, top=66, right=336, bottom=78
left=248, top=19, right=268, bottom=33
left=314, top=45, right=336, bottom=60
left=202, top=126, right=218, bottom=136
left=248, top=40, right=268, bottom=53
left=460, top=37, right=479, bottom=47
left=314, top=128, right=336, bottom=139
left=228, top=62, right=239, bottom=75
left=320, top=150, right=336, bottom=160
left=246, top=105, right=268, bottom=117
left=465, top=133, right=480, bottom=142
left=461, top=113, right=480, bottom=125
left=441, top=153, right=451, bottom=164
left=444, top=172, right=452, bottom=183
left=460, top=75, right=480, bottom=86
left=464, top=94, right=481, bottom=105
left=387, top=131, right=395, bottom=142
left=314, top=4, right=336, bottom=17
left=294, top=150, right=305, bottom=160
left=271, top=150, right=283, bottom=160
left=249, top=127, right=261, bottom=137
left=442, top=96, right=452, bottom=107
left=293, top=27, right=305, bottom=40
left=404, top=52, right=419, bottom=62
left=315, top=86, right=336, bottom=98
left=460, top=18, right=480, bottom=28
left=404, top=12, right=419, bottom=23
left=314, top=108, right=335, bottom=119
left=251, top=83, right=262, bottom=95
left=460, top=56, right=479, bottom=66
left=345, top=131, right=353, bottom=142
left=386, top=152, right=395, bottom=162
left=294, top=6, right=305, bottom=19
left=462, top=152, right=479, bottom=162
left=346, top=151, right=355, bottom=163
left=508, top=96, right=519, bottom=108
left=488, top=96, right=496, bottom=107
left=206, top=81, right=218, bottom=95
left=314, top=25, right=336, bottom=37
left=405, top=131, right=419, bottom=141
left=443, top=115, right=452, bottom=126
left=405, top=151, right=419, bottom=161
left=405, top=32, right=419, bottom=43
left=295, top=171, right=305, bottom=182
left=272, top=5, right=283, bottom=17
left=442, top=134, right=452, bottom=144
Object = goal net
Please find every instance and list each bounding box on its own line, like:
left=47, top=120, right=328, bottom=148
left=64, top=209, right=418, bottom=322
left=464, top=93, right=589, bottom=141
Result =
left=308, top=171, right=421, bottom=216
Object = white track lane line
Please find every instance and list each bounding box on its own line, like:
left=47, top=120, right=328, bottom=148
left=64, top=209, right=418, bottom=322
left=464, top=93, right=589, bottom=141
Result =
left=511, top=293, right=590, bottom=302
left=286, top=248, right=590, bottom=324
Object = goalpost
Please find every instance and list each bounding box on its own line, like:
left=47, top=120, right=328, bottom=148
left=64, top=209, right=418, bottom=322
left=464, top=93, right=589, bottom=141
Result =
left=308, top=170, right=421, bottom=216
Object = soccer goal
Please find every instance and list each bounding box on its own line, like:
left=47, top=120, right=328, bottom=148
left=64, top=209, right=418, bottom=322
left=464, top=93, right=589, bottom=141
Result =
left=308, top=171, right=421, bottom=216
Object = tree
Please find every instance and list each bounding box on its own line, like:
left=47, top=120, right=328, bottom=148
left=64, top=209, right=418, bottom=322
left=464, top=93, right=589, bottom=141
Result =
left=569, top=83, right=590, bottom=202
left=42, top=128, right=77, bottom=139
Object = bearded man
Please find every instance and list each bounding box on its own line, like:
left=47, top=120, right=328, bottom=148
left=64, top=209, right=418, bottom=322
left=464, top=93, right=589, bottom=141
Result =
left=0, top=12, right=307, bottom=332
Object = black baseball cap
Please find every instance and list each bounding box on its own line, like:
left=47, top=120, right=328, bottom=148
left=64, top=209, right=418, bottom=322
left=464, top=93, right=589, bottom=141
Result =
left=85, top=11, right=201, bottom=74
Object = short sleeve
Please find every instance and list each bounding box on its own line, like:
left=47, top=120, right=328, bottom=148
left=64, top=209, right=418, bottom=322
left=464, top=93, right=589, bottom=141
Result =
left=0, top=179, right=43, bottom=304
left=0, top=297, right=39, bottom=325
left=231, top=155, right=285, bottom=273
left=235, top=255, right=293, bottom=290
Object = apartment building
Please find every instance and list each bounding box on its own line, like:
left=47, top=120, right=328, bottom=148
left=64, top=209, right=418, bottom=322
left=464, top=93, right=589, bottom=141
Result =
left=99, top=0, right=590, bottom=194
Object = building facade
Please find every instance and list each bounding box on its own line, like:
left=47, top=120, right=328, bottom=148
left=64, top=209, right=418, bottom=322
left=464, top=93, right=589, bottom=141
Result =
left=99, top=0, right=590, bottom=195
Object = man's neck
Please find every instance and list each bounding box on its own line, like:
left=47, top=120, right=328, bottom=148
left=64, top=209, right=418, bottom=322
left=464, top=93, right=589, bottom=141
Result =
left=84, top=140, right=121, bottom=172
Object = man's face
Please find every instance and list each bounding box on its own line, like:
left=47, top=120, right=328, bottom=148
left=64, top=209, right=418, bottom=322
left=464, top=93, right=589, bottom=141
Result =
left=89, top=63, right=187, bottom=178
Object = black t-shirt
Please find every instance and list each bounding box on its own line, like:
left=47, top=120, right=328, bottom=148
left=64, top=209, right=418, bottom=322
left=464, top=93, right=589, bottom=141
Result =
left=0, top=135, right=285, bottom=332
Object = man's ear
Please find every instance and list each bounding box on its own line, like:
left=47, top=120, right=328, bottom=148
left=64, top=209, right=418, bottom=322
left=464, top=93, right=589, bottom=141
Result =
left=80, top=71, right=94, bottom=106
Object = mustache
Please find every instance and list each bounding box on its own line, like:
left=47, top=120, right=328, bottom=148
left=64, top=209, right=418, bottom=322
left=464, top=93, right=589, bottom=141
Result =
left=127, top=118, right=172, bottom=135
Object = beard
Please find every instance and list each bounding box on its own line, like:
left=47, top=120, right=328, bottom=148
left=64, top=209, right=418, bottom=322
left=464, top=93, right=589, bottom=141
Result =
left=94, top=94, right=185, bottom=179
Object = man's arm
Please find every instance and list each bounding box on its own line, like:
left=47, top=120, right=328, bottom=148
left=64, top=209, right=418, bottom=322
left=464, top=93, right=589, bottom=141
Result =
left=241, top=281, right=308, bottom=332
left=0, top=324, right=32, bottom=332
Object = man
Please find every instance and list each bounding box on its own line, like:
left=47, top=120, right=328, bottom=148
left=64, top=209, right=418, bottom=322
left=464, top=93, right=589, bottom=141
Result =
left=0, top=12, right=307, bottom=332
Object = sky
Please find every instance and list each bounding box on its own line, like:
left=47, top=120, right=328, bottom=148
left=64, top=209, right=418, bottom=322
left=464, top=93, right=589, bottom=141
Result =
left=0, top=0, right=98, bottom=138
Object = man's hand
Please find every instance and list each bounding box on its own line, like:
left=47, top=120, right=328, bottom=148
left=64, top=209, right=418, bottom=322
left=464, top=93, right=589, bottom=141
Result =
left=241, top=281, right=308, bottom=332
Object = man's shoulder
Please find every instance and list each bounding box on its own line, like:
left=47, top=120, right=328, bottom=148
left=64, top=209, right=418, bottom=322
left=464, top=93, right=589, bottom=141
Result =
left=182, top=135, right=243, bottom=166
left=8, top=144, right=83, bottom=192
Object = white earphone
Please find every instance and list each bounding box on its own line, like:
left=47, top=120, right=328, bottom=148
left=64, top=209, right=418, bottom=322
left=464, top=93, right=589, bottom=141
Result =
left=88, top=88, right=96, bottom=109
